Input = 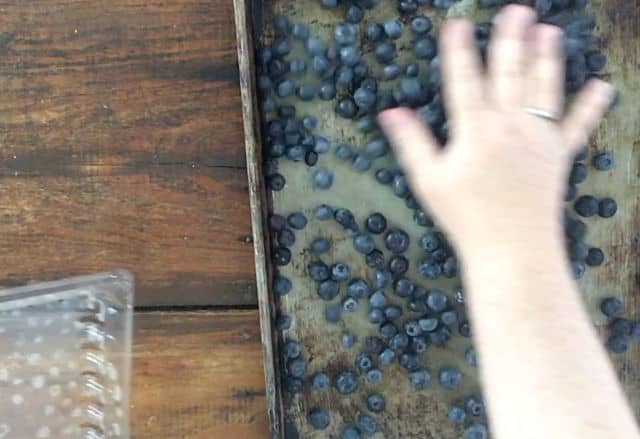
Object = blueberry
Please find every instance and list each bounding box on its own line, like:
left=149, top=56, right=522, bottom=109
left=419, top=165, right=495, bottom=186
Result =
left=419, top=232, right=440, bottom=252
left=314, top=135, right=331, bottom=153
left=570, top=162, right=588, bottom=184
left=285, top=145, right=305, bottom=161
left=292, top=22, right=310, bottom=39
left=390, top=175, right=409, bottom=198
left=534, top=0, right=552, bottom=15
left=598, top=198, right=618, bottom=218
left=412, top=286, right=427, bottom=300
left=375, top=42, right=396, bottom=65
left=465, top=346, right=477, bottom=367
left=257, top=47, right=272, bottom=65
left=314, top=205, right=333, bottom=221
left=418, top=317, right=439, bottom=332
left=276, top=79, right=295, bottom=98
left=273, top=15, right=290, bottom=35
left=414, top=209, right=433, bottom=227
left=289, top=58, right=307, bottom=76
left=400, top=78, right=422, bottom=102
left=348, top=278, right=370, bottom=299
left=279, top=105, right=296, bottom=118
left=593, top=152, right=614, bottom=170
left=411, top=336, right=428, bottom=353
left=336, top=65, right=354, bottom=87
left=367, top=23, right=384, bottom=42
left=411, top=16, right=432, bottom=34
left=257, top=74, right=272, bottom=91
left=366, top=249, right=385, bottom=269
left=283, top=339, right=301, bottom=359
left=306, top=37, right=327, bottom=56
left=429, top=326, right=452, bottom=347
left=439, top=367, right=463, bottom=390
left=268, top=141, right=285, bottom=158
left=274, top=274, right=292, bottom=296
left=261, top=95, right=276, bottom=112
left=353, top=61, right=369, bottom=81
left=465, top=395, right=485, bottom=418
left=366, top=368, right=383, bottom=384
left=404, top=63, right=420, bottom=78
left=297, top=84, right=318, bottom=101
left=385, top=228, right=410, bottom=253
left=586, top=247, right=605, bottom=266
left=312, top=168, right=334, bottom=189
left=319, top=82, right=337, bottom=100
left=336, top=98, right=358, bottom=118
left=384, top=305, right=403, bottom=320
left=464, top=424, right=488, bottom=439
left=383, top=64, right=402, bottom=80
left=352, top=154, right=372, bottom=172
left=565, top=184, right=577, bottom=202
left=354, top=87, right=377, bottom=110
left=413, top=37, right=437, bottom=60
left=335, top=208, right=358, bottom=231
left=389, top=255, right=409, bottom=275
left=459, top=320, right=471, bottom=337
left=569, top=240, right=589, bottom=261
left=601, top=297, right=623, bottom=317
left=365, top=336, right=385, bottom=354
left=317, top=280, right=340, bottom=301
left=369, top=290, right=387, bottom=309
left=335, top=371, right=359, bottom=394
left=394, top=277, right=414, bottom=298
left=330, top=263, right=351, bottom=282
left=308, top=408, right=330, bottom=430
left=374, top=270, right=393, bottom=288
left=449, top=406, right=467, bottom=425
left=355, top=115, right=377, bottom=133
left=400, top=353, right=420, bottom=371
left=389, top=333, right=409, bottom=351
left=334, top=23, right=358, bottom=46
left=380, top=320, right=399, bottom=338
left=607, top=334, right=630, bottom=354
left=341, top=426, right=361, bottom=439
left=409, top=368, right=431, bottom=390
left=586, top=50, right=607, bottom=72
left=308, top=261, right=330, bottom=282
left=273, top=36, right=292, bottom=57
left=440, top=310, right=458, bottom=326
left=363, top=212, right=387, bottom=235
left=565, top=216, right=587, bottom=241
left=383, top=19, right=403, bottom=39
left=367, top=393, right=386, bottom=413
left=632, top=323, right=640, bottom=341
left=312, top=372, right=331, bottom=392
left=610, top=318, right=633, bottom=336
left=321, top=0, right=338, bottom=8
left=342, top=331, right=357, bottom=348
left=574, top=195, right=599, bottom=217
left=288, top=357, right=307, bottom=378
left=351, top=233, right=375, bottom=255
left=340, top=46, right=360, bottom=66
left=273, top=247, right=291, bottom=266
left=571, top=260, right=586, bottom=279
left=325, top=303, right=343, bottom=323
left=343, top=297, right=359, bottom=312
left=419, top=258, right=442, bottom=279
left=285, top=377, right=302, bottom=394
left=311, top=237, right=331, bottom=254
left=346, top=4, right=364, bottom=23
left=276, top=314, right=292, bottom=330
left=356, top=414, right=377, bottom=436
left=442, top=257, right=458, bottom=278
left=287, top=212, right=307, bottom=230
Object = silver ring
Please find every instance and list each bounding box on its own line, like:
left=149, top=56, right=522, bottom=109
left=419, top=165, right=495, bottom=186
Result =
left=524, top=107, right=560, bottom=122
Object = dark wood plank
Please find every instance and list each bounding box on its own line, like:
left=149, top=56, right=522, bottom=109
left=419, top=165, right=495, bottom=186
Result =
left=131, top=310, right=269, bottom=438
left=0, top=0, right=258, bottom=306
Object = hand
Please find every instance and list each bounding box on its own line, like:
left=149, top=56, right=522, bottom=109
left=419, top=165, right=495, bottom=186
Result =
left=379, top=5, right=614, bottom=260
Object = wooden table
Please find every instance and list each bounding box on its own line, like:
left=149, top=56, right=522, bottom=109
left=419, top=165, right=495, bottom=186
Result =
left=0, top=1, right=269, bottom=437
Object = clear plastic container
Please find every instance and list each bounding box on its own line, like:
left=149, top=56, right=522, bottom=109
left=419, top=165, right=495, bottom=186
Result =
left=0, top=271, right=134, bottom=439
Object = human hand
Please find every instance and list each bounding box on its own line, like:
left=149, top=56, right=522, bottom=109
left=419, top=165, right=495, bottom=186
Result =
left=379, top=5, right=614, bottom=260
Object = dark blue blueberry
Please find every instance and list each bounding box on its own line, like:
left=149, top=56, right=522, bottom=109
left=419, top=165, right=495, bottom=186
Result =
left=340, top=46, right=360, bottom=66
left=383, top=19, right=403, bottom=39
left=388, top=255, right=409, bottom=275
left=383, top=305, right=403, bottom=321
left=335, top=371, right=359, bottom=394
left=331, top=263, right=351, bottom=282
left=308, top=408, right=330, bottom=430
left=378, top=348, right=396, bottom=366
left=369, top=290, right=387, bottom=309
left=534, top=0, right=552, bottom=15
left=306, top=37, right=327, bottom=56
left=313, top=168, right=334, bottom=189
left=449, top=406, right=467, bottom=425
left=314, top=204, right=333, bottom=220
left=356, top=414, right=377, bottom=436
left=343, top=296, right=359, bottom=312
left=285, top=377, right=302, bottom=394
left=312, top=55, right=330, bottom=75
left=375, top=168, right=394, bottom=185
left=402, top=321, right=421, bottom=339
left=375, top=42, right=396, bottom=65
left=459, top=320, right=471, bottom=337
left=346, top=4, right=364, bottom=23
left=276, top=79, right=295, bottom=97
left=565, top=184, right=577, bottom=202
left=321, top=0, right=338, bottom=8
left=305, top=150, right=319, bottom=166
left=289, top=58, right=307, bottom=76
left=317, top=280, right=340, bottom=301
left=397, top=0, right=417, bottom=13
left=379, top=322, right=399, bottom=339
left=565, top=216, right=587, bottom=241
left=288, top=357, right=307, bottom=378
left=354, top=87, right=377, bottom=110
left=393, top=278, right=414, bottom=298
left=367, top=393, right=386, bottom=413
left=598, top=198, right=618, bottom=218
left=367, top=23, right=384, bottom=42
left=414, top=209, right=433, bottom=227
left=273, top=15, right=290, bottom=35
left=365, top=335, right=385, bottom=355
left=273, top=247, right=291, bottom=266
left=262, top=97, right=277, bottom=114
left=335, top=144, right=354, bottom=160
left=336, top=98, right=358, bottom=119
left=312, top=372, right=330, bottom=392
left=283, top=339, right=301, bottom=359
left=389, top=333, right=409, bottom=351
left=439, top=367, right=462, bottom=390
left=411, top=16, right=432, bottom=34
left=334, top=208, right=358, bottom=231
left=574, top=195, right=599, bottom=217
left=586, top=50, right=607, bottom=71
left=440, top=310, right=458, bottom=326
left=409, top=368, right=431, bottom=390
left=392, top=175, right=410, bottom=198
left=570, top=162, right=588, bottom=185
left=571, top=260, right=586, bottom=279
left=442, top=257, right=458, bottom=278
left=365, top=212, right=387, bottom=234
left=334, top=23, right=358, bottom=46
left=274, top=274, right=292, bottom=297
left=269, top=214, right=287, bottom=231
left=385, top=228, right=409, bottom=254
left=341, top=426, right=361, bottom=439
left=419, top=317, right=439, bottom=332
left=257, top=75, right=272, bottom=91
left=288, top=212, right=307, bottom=229
left=355, top=115, right=377, bottom=133
left=276, top=314, right=292, bottom=331
left=279, top=105, right=296, bottom=118
left=413, top=37, right=437, bottom=60
left=273, top=36, right=292, bottom=57
left=363, top=248, right=383, bottom=268
left=374, top=270, right=392, bottom=288
left=311, top=237, right=331, bottom=254
left=336, top=66, right=355, bottom=87
left=383, top=64, right=402, bottom=80
left=610, top=318, right=633, bottom=336
left=308, top=260, right=330, bottom=282
left=607, top=334, right=630, bottom=354
left=400, top=353, right=420, bottom=371
left=268, top=58, right=287, bottom=78
left=366, top=368, right=383, bottom=384
left=429, top=326, right=451, bottom=347
left=465, top=346, right=477, bottom=367
left=592, top=152, right=615, bottom=171
left=319, top=82, right=337, bottom=100
left=586, top=247, right=605, bottom=266
left=411, top=336, right=428, bottom=353
left=352, top=154, right=372, bottom=172
left=464, top=424, right=488, bottom=439
left=569, top=241, right=589, bottom=261
left=419, top=258, right=442, bottom=279
left=353, top=61, right=369, bottom=81
left=342, top=331, right=357, bottom=348
left=400, top=78, right=422, bottom=101
left=268, top=141, right=285, bottom=158
left=257, top=47, right=272, bottom=65
left=325, top=303, right=343, bottom=323
left=352, top=233, right=375, bottom=255
left=412, top=286, right=427, bottom=300
left=297, top=84, right=318, bottom=101
left=292, top=22, right=310, bottom=40
left=405, top=63, right=419, bottom=77
left=348, top=278, right=370, bottom=299
left=376, top=91, right=396, bottom=111
left=313, top=135, right=330, bottom=154
left=431, top=247, right=449, bottom=263
left=356, top=352, right=374, bottom=372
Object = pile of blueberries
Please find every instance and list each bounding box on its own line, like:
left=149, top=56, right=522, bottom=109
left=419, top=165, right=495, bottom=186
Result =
left=601, top=297, right=640, bottom=354
left=259, top=0, right=619, bottom=438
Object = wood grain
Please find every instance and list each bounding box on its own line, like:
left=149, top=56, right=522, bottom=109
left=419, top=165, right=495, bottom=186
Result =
left=131, top=310, right=269, bottom=439
left=0, top=0, right=258, bottom=306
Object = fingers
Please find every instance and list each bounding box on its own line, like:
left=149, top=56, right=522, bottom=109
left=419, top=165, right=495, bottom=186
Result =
left=562, top=79, right=615, bottom=152
left=378, top=108, right=442, bottom=191
left=527, top=24, right=565, bottom=117
left=439, top=20, right=485, bottom=128
left=488, top=5, right=537, bottom=108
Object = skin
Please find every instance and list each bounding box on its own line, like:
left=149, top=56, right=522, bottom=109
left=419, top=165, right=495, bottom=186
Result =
left=379, top=5, right=640, bottom=439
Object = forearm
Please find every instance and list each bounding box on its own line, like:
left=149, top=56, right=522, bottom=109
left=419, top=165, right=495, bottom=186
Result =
left=462, top=233, right=640, bottom=439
